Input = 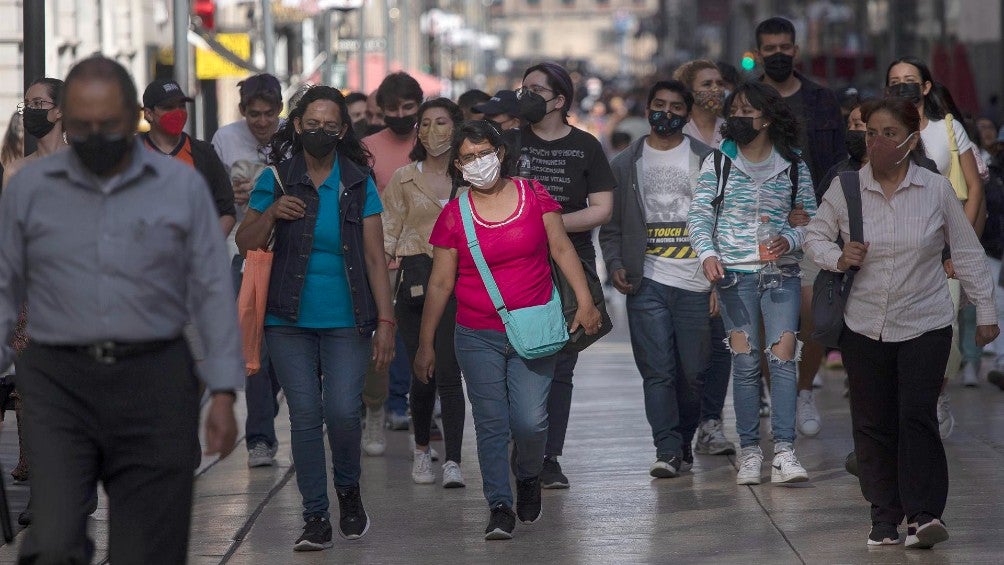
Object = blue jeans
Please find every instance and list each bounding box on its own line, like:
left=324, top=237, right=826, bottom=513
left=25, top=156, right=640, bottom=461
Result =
left=626, top=278, right=709, bottom=457
left=455, top=325, right=556, bottom=508
left=698, top=315, right=731, bottom=422
left=386, top=332, right=411, bottom=416
left=717, top=268, right=801, bottom=448
left=265, top=326, right=370, bottom=520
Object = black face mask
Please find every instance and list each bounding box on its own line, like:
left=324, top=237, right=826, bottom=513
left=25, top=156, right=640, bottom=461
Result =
left=763, top=52, right=795, bottom=82
left=22, top=107, right=55, bottom=139
left=300, top=129, right=339, bottom=159
left=70, top=133, right=131, bottom=176
left=845, top=130, right=867, bottom=162
left=384, top=114, right=417, bottom=136
left=725, top=116, right=762, bottom=145
left=364, top=123, right=386, bottom=136
left=886, top=83, right=923, bottom=105
left=518, top=90, right=550, bottom=124
left=648, top=110, right=688, bottom=137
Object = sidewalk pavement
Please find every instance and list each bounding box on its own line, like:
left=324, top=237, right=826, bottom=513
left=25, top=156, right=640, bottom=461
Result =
left=2, top=295, right=1004, bottom=563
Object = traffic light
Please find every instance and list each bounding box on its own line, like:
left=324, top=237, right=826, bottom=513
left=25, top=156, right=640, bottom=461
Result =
left=741, top=52, right=756, bottom=72
left=194, top=0, right=215, bottom=31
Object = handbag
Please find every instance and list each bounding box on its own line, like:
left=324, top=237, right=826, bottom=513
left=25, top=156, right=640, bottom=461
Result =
left=237, top=166, right=284, bottom=376
left=458, top=192, right=568, bottom=359
left=395, top=254, right=434, bottom=306
left=550, top=255, right=611, bottom=352
left=945, top=113, right=969, bottom=200
left=811, top=171, right=863, bottom=348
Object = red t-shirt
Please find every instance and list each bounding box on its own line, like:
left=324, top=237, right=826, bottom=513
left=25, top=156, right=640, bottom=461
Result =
left=430, top=178, right=562, bottom=332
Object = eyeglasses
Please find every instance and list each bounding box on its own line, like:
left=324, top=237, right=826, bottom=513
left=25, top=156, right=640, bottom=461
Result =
left=17, top=98, right=55, bottom=114
left=302, top=120, right=343, bottom=135
left=456, top=148, right=497, bottom=166
left=516, top=85, right=553, bottom=99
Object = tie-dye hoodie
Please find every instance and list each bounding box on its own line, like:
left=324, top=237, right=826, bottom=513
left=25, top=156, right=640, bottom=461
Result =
left=687, top=139, right=816, bottom=273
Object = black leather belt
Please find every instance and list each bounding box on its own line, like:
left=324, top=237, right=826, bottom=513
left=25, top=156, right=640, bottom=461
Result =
left=48, top=337, right=181, bottom=365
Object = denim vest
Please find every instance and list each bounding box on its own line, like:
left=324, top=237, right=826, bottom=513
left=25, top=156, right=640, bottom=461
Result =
left=265, top=152, right=378, bottom=334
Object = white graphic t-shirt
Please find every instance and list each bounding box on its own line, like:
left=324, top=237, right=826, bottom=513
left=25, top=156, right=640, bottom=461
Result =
left=640, top=138, right=709, bottom=291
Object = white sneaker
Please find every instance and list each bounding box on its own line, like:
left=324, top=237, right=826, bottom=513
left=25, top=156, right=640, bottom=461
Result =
left=771, top=447, right=809, bottom=483
left=408, top=434, right=440, bottom=461
left=962, top=363, right=980, bottom=387
left=812, top=371, right=824, bottom=388
left=412, top=449, right=435, bottom=484
left=247, top=442, right=277, bottom=468
left=796, top=390, right=822, bottom=437
left=694, top=419, right=736, bottom=455
left=362, top=407, right=386, bottom=456
left=736, top=446, right=763, bottom=485
left=442, top=461, right=465, bottom=488
left=937, top=392, right=954, bottom=439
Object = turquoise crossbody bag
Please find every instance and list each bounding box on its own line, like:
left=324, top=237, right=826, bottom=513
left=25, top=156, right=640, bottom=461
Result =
left=458, top=192, right=568, bottom=359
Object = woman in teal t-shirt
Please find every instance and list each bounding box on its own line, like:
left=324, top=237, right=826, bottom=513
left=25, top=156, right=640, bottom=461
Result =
left=236, top=86, right=394, bottom=551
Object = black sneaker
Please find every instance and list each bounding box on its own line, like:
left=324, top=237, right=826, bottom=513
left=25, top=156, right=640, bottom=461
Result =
left=484, top=503, right=516, bottom=540
left=906, top=515, right=949, bottom=549
left=294, top=515, right=333, bottom=551
left=845, top=451, right=859, bottom=477
left=649, top=454, right=682, bottom=478
left=515, top=476, right=542, bottom=524
left=336, top=486, right=370, bottom=540
left=681, top=443, right=694, bottom=472
left=540, top=457, right=569, bottom=489
left=867, top=521, right=901, bottom=546
left=989, top=369, right=1004, bottom=391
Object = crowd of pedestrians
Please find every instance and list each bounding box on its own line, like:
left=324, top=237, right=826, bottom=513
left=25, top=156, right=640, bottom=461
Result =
left=0, top=12, right=1003, bottom=561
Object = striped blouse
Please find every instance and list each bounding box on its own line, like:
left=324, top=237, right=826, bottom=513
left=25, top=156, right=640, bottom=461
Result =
left=804, top=162, right=996, bottom=342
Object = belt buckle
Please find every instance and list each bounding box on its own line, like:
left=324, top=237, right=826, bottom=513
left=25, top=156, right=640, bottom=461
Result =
left=88, top=341, right=117, bottom=364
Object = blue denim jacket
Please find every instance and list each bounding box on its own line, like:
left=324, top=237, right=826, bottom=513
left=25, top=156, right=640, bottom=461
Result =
left=266, top=152, right=377, bottom=334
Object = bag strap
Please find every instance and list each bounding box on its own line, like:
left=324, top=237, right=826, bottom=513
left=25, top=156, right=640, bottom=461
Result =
left=710, top=150, right=731, bottom=237
left=838, top=171, right=863, bottom=243
left=945, top=113, right=959, bottom=154
left=458, top=193, right=509, bottom=315
left=789, top=158, right=800, bottom=208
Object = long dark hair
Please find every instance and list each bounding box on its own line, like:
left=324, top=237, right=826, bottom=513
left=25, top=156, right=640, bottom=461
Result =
left=860, top=97, right=929, bottom=165
left=448, top=120, right=517, bottom=186
left=409, top=97, right=463, bottom=162
left=722, top=81, right=801, bottom=163
left=885, top=56, right=957, bottom=120
left=267, top=85, right=371, bottom=168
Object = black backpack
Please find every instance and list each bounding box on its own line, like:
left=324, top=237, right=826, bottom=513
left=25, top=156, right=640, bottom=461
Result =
left=710, top=149, right=799, bottom=236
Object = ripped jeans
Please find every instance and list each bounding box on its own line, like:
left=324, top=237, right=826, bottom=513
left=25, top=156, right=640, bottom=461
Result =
left=716, top=266, right=801, bottom=448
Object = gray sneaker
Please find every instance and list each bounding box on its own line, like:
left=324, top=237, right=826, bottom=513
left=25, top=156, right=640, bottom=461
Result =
left=694, top=419, right=736, bottom=455
left=248, top=442, right=277, bottom=468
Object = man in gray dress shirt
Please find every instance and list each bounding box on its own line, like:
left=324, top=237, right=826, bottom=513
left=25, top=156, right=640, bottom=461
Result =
left=0, top=57, right=241, bottom=563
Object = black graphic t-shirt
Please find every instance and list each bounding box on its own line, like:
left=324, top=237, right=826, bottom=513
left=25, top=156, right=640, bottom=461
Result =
left=517, top=127, right=616, bottom=261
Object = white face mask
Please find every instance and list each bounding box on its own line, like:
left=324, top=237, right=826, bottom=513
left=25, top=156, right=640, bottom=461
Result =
left=461, top=151, right=502, bottom=189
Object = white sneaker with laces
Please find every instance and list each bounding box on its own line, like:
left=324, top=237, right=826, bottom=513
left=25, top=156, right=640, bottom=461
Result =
left=962, top=363, right=980, bottom=387
left=796, top=390, right=822, bottom=437
left=812, top=371, right=824, bottom=388
left=362, top=407, right=386, bottom=456
left=771, top=447, right=809, bottom=484
left=736, top=446, right=763, bottom=485
left=442, top=461, right=465, bottom=488
left=408, top=433, right=440, bottom=461
left=937, top=392, right=954, bottom=439
left=247, top=442, right=276, bottom=468
left=694, top=419, right=736, bottom=455
left=412, top=449, right=435, bottom=484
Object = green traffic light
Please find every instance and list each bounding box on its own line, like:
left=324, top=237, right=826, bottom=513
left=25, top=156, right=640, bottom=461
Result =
left=741, top=57, right=756, bottom=71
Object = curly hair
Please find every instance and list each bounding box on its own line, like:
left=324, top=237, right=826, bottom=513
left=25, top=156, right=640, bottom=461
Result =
left=723, top=81, right=801, bottom=163
left=672, top=59, right=720, bottom=92
left=267, top=85, right=371, bottom=168
left=448, top=120, right=517, bottom=186
left=409, top=97, right=464, bottom=162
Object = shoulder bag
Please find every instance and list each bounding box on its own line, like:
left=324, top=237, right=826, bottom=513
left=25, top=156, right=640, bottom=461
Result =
left=458, top=191, right=568, bottom=359
left=945, top=113, right=969, bottom=200
left=810, top=171, right=863, bottom=348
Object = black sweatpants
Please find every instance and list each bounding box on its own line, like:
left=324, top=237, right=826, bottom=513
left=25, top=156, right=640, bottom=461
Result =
left=16, top=339, right=200, bottom=565
left=840, top=325, right=951, bottom=525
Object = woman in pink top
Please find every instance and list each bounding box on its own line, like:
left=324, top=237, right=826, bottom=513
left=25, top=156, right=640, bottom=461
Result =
left=414, top=121, right=600, bottom=541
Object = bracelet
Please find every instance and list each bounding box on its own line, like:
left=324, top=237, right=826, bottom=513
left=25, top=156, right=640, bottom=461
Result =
left=378, top=318, right=396, bottom=328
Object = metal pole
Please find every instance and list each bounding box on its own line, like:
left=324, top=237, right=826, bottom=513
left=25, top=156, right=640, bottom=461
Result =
left=384, top=0, right=392, bottom=79
left=320, top=10, right=332, bottom=86
left=358, top=8, right=366, bottom=94
left=173, top=0, right=189, bottom=94
left=262, top=0, right=276, bottom=75
left=23, top=0, right=45, bottom=156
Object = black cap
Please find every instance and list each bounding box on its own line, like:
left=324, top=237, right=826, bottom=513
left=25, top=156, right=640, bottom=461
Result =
left=143, top=79, right=194, bottom=109
left=473, top=90, right=519, bottom=117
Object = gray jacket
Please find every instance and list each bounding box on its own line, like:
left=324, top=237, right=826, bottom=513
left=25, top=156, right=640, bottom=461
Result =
left=599, top=134, right=713, bottom=294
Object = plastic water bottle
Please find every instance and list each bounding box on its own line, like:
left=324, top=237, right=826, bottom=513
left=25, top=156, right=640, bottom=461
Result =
left=757, top=215, right=782, bottom=289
